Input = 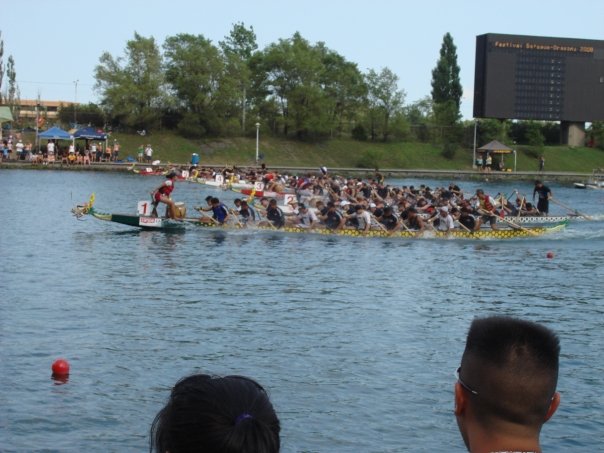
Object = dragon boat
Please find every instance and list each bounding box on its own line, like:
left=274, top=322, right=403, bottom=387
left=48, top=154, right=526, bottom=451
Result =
left=72, top=196, right=568, bottom=239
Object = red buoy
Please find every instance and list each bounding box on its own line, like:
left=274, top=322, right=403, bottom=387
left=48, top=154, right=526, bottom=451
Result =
left=546, top=251, right=554, bottom=259
left=52, top=359, right=70, bottom=376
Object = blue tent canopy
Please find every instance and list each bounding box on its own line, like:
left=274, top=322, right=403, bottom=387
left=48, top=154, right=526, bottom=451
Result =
left=38, top=126, right=72, bottom=140
left=73, top=127, right=107, bottom=140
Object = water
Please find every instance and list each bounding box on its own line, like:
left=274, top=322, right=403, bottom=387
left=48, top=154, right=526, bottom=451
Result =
left=0, top=169, right=603, bottom=452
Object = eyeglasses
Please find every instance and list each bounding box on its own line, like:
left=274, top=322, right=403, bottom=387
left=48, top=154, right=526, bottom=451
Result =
left=455, top=367, right=478, bottom=396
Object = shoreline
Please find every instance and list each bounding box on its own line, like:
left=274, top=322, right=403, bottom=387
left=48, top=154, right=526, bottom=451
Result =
left=0, top=160, right=590, bottom=183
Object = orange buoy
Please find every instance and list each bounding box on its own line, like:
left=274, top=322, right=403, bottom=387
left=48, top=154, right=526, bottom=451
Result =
left=51, top=359, right=70, bottom=376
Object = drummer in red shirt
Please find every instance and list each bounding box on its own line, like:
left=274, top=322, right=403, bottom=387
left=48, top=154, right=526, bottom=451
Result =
left=151, top=172, right=177, bottom=218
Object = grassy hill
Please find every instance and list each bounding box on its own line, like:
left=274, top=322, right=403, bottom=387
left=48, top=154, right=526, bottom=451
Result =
left=20, top=129, right=604, bottom=172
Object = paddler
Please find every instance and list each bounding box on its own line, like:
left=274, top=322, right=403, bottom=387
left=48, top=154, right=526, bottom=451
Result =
left=404, top=207, right=425, bottom=232
left=346, top=204, right=372, bottom=233
left=197, top=197, right=230, bottom=225
left=458, top=207, right=478, bottom=231
left=265, top=199, right=285, bottom=228
left=319, top=201, right=345, bottom=230
left=209, top=197, right=230, bottom=224
left=435, top=206, right=455, bottom=232
left=150, top=171, right=177, bottom=218
left=293, top=203, right=318, bottom=228
left=475, top=189, right=498, bottom=230
left=238, top=200, right=257, bottom=225
left=377, top=206, right=400, bottom=231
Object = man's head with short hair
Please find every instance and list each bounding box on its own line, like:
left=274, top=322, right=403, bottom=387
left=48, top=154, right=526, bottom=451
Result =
left=455, top=316, right=560, bottom=453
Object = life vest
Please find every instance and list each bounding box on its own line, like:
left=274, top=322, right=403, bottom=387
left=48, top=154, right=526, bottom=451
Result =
left=479, top=195, right=494, bottom=212
left=154, top=180, right=174, bottom=201
left=158, top=180, right=174, bottom=197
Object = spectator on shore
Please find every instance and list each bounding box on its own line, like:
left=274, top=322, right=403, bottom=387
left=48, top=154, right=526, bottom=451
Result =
left=112, top=140, right=120, bottom=161
left=90, top=142, right=98, bottom=162
left=145, top=144, right=153, bottom=163
left=47, top=140, right=55, bottom=160
left=150, top=373, right=280, bottom=453
left=454, top=316, right=560, bottom=453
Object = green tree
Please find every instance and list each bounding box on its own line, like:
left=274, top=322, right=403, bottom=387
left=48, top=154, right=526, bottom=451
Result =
left=589, top=122, right=604, bottom=150
left=6, top=55, right=19, bottom=122
left=163, top=33, right=230, bottom=137
left=318, top=45, right=366, bottom=138
left=220, top=22, right=258, bottom=133
left=95, top=32, right=164, bottom=130
left=251, top=32, right=331, bottom=139
left=58, top=102, right=105, bottom=128
left=365, top=67, right=405, bottom=141
left=430, top=33, right=463, bottom=145
left=431, top=32, right=462, bottom=114
left=525, top=121, right=545, bottom=147
left=404, top=96, right=432, bottom=142
left=477, top=118, right=509, bottom=144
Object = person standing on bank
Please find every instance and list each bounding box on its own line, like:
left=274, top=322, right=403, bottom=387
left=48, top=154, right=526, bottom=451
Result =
left=539, top=155, right=545, bottom=172
left=454, top=316, right=561, bottom=453
left=533, top=180, right=552, bottom=215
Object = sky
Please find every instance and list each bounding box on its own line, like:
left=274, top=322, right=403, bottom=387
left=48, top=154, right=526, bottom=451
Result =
left=2, top=0, right=603, bottom=120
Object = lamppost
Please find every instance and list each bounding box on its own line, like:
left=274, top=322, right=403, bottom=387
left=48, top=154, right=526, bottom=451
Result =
left=73, top=80, right=79, bottom=126
left=255, top=122, right=260, bottom=165
left=472, top=119, right=478, bottom=169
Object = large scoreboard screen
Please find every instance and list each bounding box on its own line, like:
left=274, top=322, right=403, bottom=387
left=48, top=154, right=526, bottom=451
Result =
left=473, top=33, right=604, bottom=122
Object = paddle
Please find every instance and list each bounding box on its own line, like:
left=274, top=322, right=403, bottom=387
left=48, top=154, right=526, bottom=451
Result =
left=369, top=213, right=389, bottom=234
left=194, top=206, right=219, bottom=225
left=550, top=197, right=592, bottom=220
left=229, top=209, right=244, bottom=228
left=456, top=219, right=473, bottom=233
left=478, top=208, right=538, bottom=236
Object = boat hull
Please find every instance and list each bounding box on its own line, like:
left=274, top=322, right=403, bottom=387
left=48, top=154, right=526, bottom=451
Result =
left=91, top=210, right=187, bottom=230
left=79, top=205, right=567, bottom=238
left=191, top=221, right=568, bottom=239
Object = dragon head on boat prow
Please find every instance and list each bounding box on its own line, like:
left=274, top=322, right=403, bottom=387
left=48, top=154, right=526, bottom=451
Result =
left=71, top=193, right=96, bottom=219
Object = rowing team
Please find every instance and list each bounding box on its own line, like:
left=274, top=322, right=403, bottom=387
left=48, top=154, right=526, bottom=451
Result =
left=192, top=193, right=514, bottom=234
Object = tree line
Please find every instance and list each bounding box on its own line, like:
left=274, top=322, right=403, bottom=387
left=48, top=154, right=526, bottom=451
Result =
left=86, top=25, right=463, bottom=145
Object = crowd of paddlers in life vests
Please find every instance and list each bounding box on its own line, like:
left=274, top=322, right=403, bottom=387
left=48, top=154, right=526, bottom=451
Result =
left=151, top=166, right=555, bottom=233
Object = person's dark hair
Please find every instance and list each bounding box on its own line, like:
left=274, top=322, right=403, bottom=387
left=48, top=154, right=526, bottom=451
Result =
left=460, top=316, right=559, bottom=427
left=150, top=374, right=280, bottom=453
left=205, top=195, right=213, bottom=202
left=211, top=197, right=220, bottom=204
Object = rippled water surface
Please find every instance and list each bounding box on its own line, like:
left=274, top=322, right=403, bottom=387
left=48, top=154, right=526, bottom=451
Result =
left=1, top=169, right=603, bottom=452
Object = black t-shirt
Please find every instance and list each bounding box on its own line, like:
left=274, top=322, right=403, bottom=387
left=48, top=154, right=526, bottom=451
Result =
left=380, top=213, right=398, bottom=230
left=325, top=210, right=343, bottom=229
left=534, top=185, right=551, bottom=200
left=459, top=214, right=476, bottom=230
left=267, top=206, right=285, bottom=227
